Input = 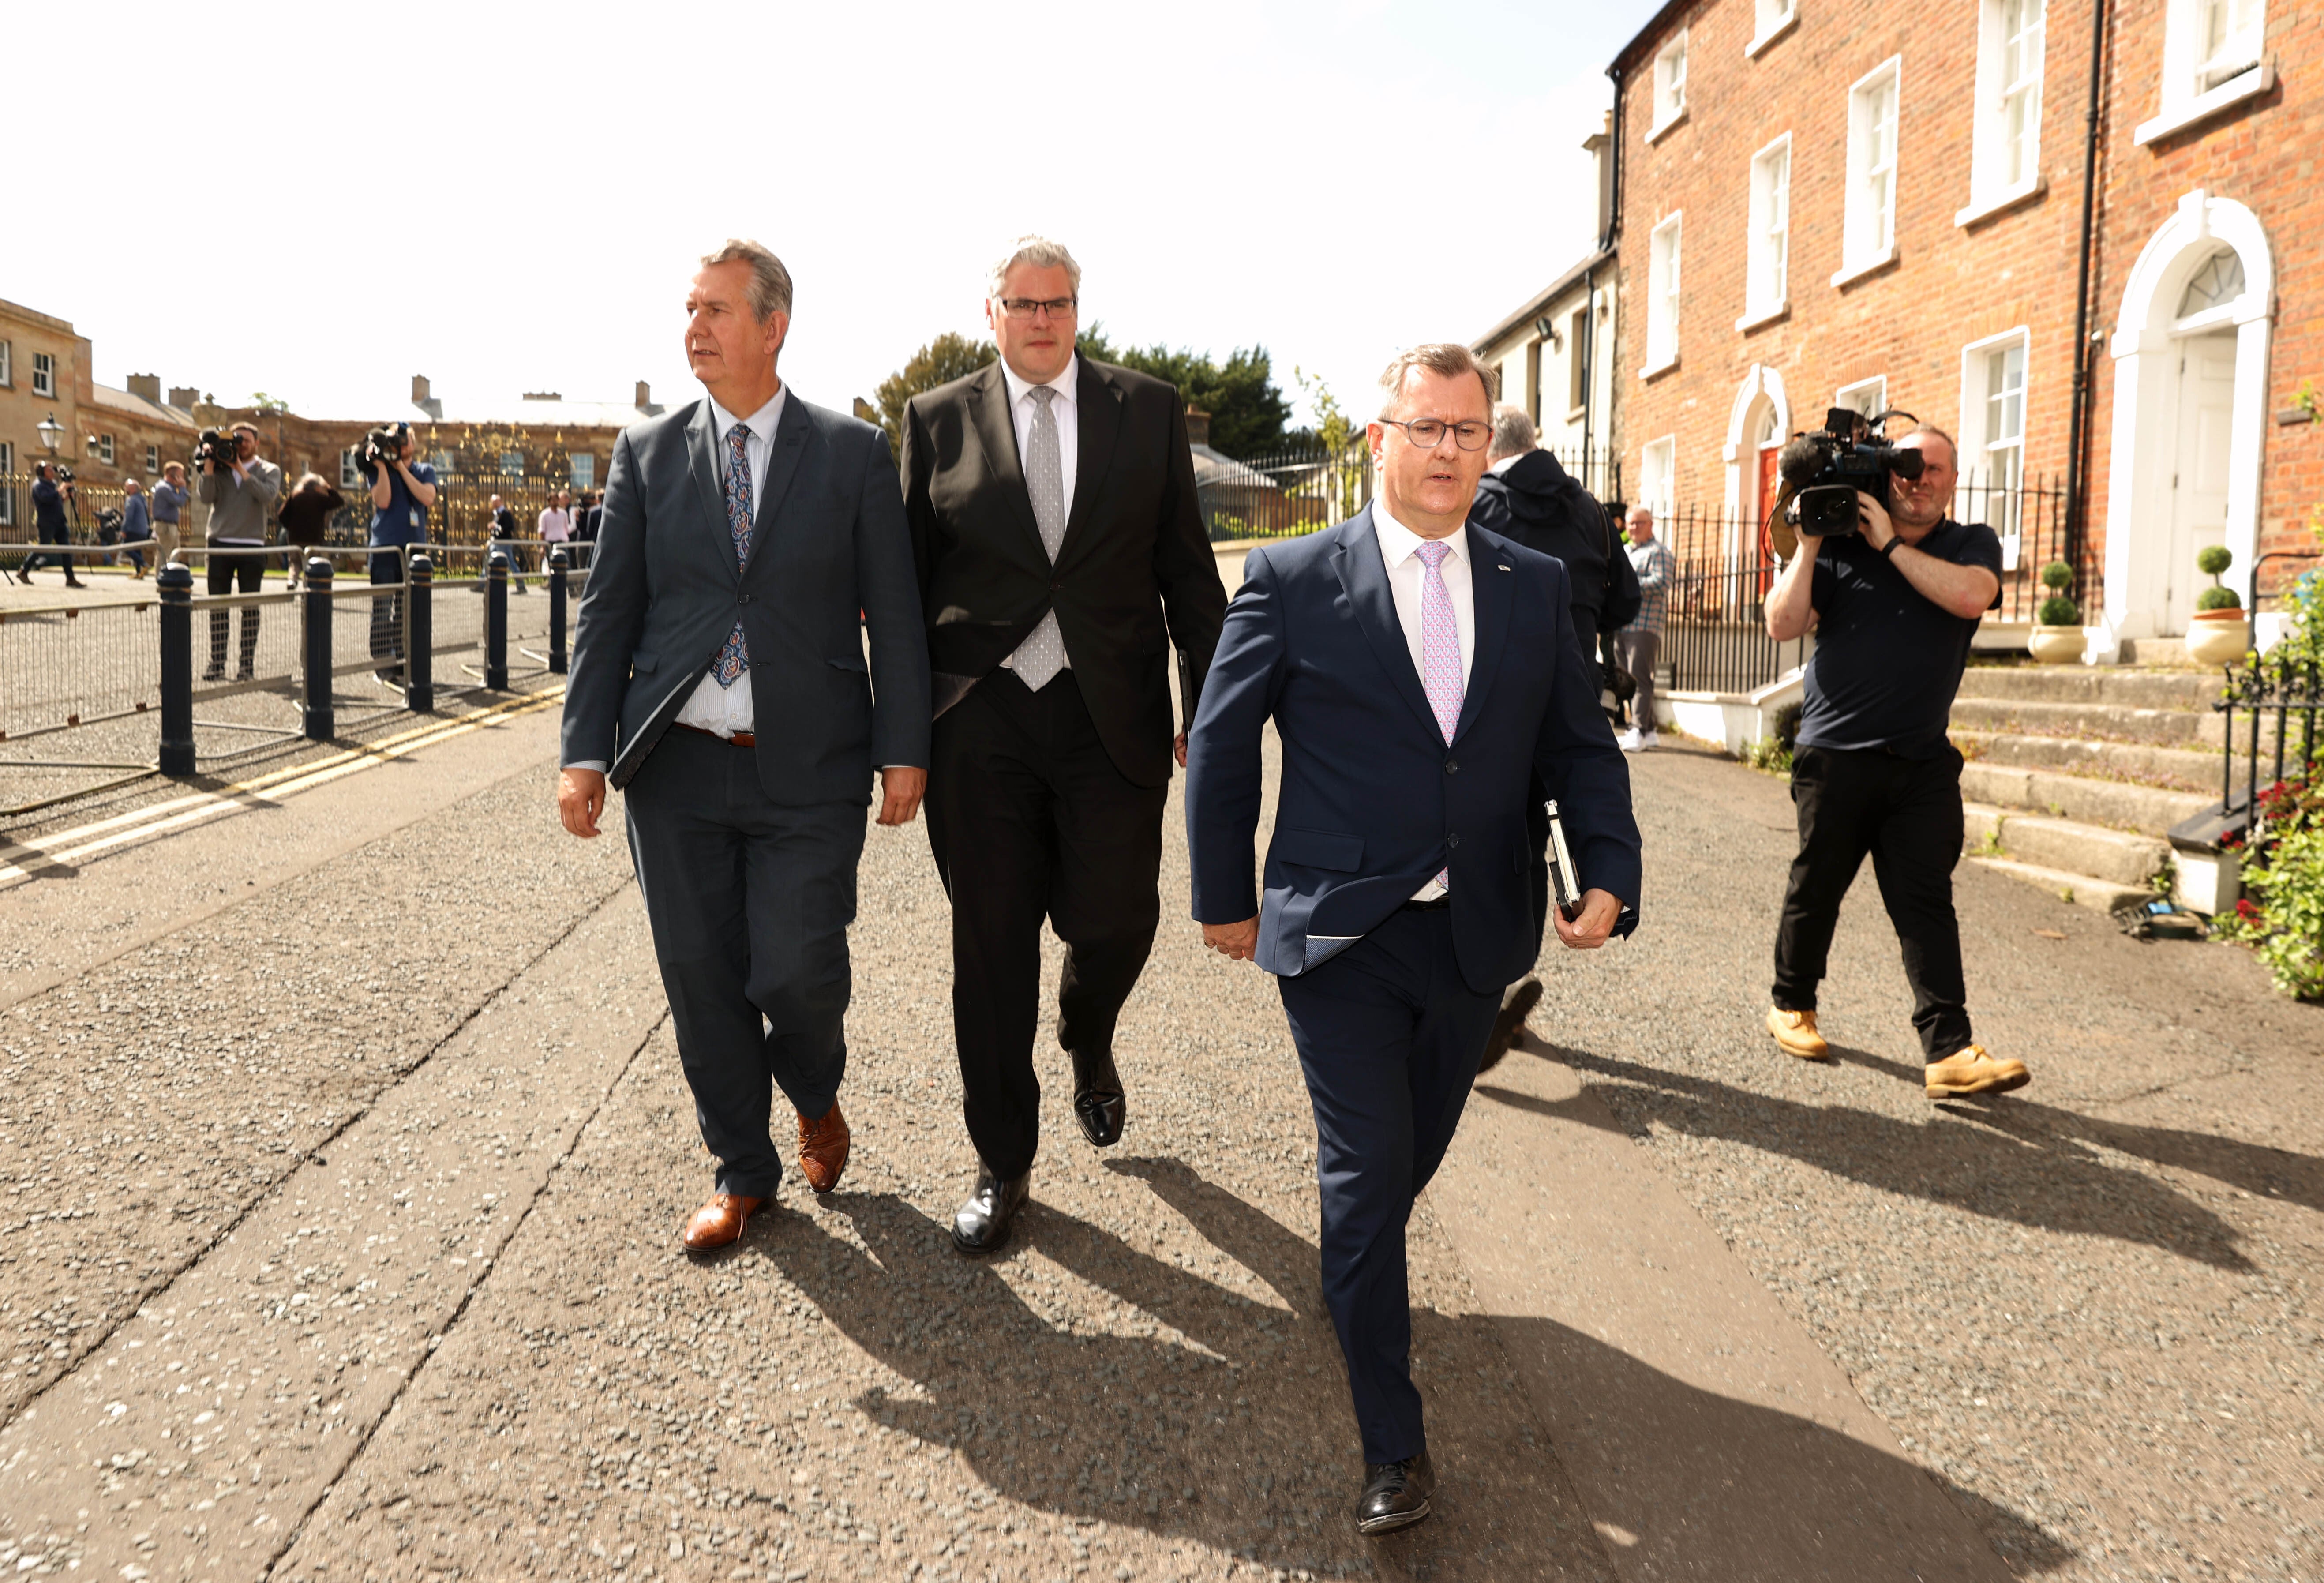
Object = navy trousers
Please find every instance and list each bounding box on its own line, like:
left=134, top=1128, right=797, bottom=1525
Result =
left=1277, top=905, right=1500, bottom=1465
left=625, top=725, right=866, bottom=1199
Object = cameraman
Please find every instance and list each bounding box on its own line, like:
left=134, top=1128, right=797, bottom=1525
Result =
left=199, top=423, right=282, bottom=680
left=22, top=462, right=87, bottom=588
left=1762, top=426, right=2029, bottom=1099
left=363, top=424, right=437, bottom=683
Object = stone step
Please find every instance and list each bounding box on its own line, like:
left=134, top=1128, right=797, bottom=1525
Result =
left=1949, top=695, right=2287, bottom=752
left=1953, top=729, right=2222, bottom=793
left=1968, top=855, right=2154, bottom=916
left=1962, top=803, right=2170, bottom=887
left=1955, top=665, right=2222, bottom=710
left=1958, top=762, right=2214, bottom=837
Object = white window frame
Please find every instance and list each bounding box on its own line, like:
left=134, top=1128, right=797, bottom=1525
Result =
left=146, top=445, right=159, bottom=473
left=570, top=453, right=596, bottom=490
left=1834, top=57, right=1903, bottom=285
left=31, top=351, right=55, bottom=398
left=0, top=443, right=12, bottom=527
left=1836, top=376, right=1889, bottom=424
left=1642, top=212, right=1683, bottom=377
left=1960, top=0, right=2048, bottom=225
left=1959, top=329, right=2032, bottom=563
left=1640, top=435, right=1677, bottom=518
left=2137, top=0, right=2271, bottom=144
left=99, top=434, right=115, bottom=466
left=1648, top=32, right=1689, bottom=142
left=1747, top=0, right=1799, bottom=57
left=339, top=448, right=363, bottom=490
left=0, top=339, right=11, bottom=387
left=1740, top=135, right=1792, bottom=329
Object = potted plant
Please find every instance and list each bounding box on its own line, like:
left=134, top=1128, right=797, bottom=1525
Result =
left=2187, top=544, right=2251, bottom=666
left=2028, top=561, right=2083, bottom=663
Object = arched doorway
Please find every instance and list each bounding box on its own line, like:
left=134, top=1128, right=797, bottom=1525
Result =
left=1723, top=364, right=1791, bottom=567
left=2100, top=190, right=2274, bottom=639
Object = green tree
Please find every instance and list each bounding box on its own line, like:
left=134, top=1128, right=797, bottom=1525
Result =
left=1075, top=326, right=1291, bottom=459
left=873, top=333, right=997, bottom=457
left=248, top=392, right=291, bottom=413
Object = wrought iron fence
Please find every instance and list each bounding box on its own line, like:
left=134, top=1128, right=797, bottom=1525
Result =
left=1197, top=443, right=1620, bottom=544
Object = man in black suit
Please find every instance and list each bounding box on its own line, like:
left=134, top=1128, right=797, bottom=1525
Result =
left=558, top=240, right=931, bottom=1253
left=901, top=235, right=1227, bottom=1255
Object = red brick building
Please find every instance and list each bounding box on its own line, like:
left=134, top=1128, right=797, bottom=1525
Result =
left=1609, top=0, right=2316, bottom=644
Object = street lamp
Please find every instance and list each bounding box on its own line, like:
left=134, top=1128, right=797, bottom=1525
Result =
left=36, top=413, right=63, bottom=455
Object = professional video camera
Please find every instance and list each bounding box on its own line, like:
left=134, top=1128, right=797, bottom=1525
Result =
left=52, top=464, right=75, bottom=484
left=1774, top=406, right=1926, bottom=541
left=193, top=428, right=240, bottom=471
left=359, top=422, right=410, bottom=478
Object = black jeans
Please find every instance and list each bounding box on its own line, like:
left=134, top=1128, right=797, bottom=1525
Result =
left=925, top=668, right=1168, bottom=1181
left=205, top=552, right=265, bottom=676
left=368, top=549, right=405, bottom=664
left=1771, top=744, right=1972, bottom=1061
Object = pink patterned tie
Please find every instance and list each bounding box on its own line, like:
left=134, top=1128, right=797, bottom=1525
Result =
left=1417, top=539, right=1463, bottom=889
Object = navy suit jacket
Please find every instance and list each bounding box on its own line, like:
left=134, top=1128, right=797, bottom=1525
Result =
left=1185, top=506, right=1642, bottom=995
left=560, top=393, right=931, bottom=803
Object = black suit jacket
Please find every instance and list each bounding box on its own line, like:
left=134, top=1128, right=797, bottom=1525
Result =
left=901, top=358, right=1227, bottom=788
left=1466, top=449, right=1640, bottom=662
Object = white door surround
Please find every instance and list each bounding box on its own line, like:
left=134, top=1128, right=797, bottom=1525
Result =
left=1723, top=364, right=1791, bottom=560
left=2100, top=189, right=2275, bottom=639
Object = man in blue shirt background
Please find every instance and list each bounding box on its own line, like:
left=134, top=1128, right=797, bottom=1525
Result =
left=364, top=424, right=437, bottom=683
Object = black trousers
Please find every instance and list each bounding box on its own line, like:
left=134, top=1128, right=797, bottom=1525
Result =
left=625, top=727, right=866, bottom=1200
left=1278, top=905, right=1499, bottom=1465
left=205, top=553, right=264, bottom=675
left=1772, top=744, right=1972, bottom=1061
left=368, top=549, right=405, bottom=664
left=926, top=668, right=1167, bottom=1181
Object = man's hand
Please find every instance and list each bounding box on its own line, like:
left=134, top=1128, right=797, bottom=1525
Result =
left=1174, top=730, right=1188, bottom=769
left=877, top=765, right=927, bottom=826
left=1203, top=915, right=1259, bottom=962
left=1855, top=491, right=1896, bottom=552
left=558, top=767, right=607, bottom=838
left=1552, top=888, right=1622, bottom=950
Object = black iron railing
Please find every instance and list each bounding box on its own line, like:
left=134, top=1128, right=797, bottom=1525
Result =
left=2215, top=651, right=2323, bottom=825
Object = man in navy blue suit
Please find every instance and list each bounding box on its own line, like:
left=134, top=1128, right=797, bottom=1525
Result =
left=1185, top=343, right=1641, bottom=1536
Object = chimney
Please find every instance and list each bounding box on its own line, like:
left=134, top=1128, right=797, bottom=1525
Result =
left=167, top=386, right=199, bottom=411
left=412, top=374, right=430, bottom=405
left=126, top=373, right=161, bottom=404
left=1185, top=406, right=1211, bottom=448
left=1584, top=111, right=1615, bottom=247
left=635, top=380, right=652, bottom=409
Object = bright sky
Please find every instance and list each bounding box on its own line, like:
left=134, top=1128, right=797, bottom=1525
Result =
left=32, top=0, right=1662, bottom=438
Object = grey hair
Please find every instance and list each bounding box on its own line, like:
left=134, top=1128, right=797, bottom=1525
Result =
left=1376, top=344, right=1498, bottom=417
left=1627, top=502, right=1654, bottom=522
left=1488, top=403, right=1538, bottom=460
left=987, top=235, right=1083, bottom=300
left=1905, top=424, right=1958, bottom=467
left=700, top=239, right=795, bottom=322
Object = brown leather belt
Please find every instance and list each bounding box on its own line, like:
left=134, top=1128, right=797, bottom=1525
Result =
left=676, top=723, right=756, bottom=748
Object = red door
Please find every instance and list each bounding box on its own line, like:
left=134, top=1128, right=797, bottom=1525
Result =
left=1756, top=444, right=1783, bottom=596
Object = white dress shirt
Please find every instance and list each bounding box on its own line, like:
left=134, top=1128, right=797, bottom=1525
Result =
left=997, top=354, right=1079, bottom=674
left=1372, top=502, right=1476, bottom=902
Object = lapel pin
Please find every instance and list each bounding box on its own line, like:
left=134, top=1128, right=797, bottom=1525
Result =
left=1497, top=563, right=1512, bottom=572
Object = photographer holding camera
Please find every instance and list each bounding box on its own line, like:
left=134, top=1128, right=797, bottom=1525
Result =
left=198, top=422, right=282, bottom=679
left=362, top=422, right=437, bottom=682
left=21, top=462, right=87, bottom=587
left=1762, top=420, right=2030, bottom=1100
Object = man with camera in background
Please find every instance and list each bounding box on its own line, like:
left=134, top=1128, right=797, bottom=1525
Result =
left=20, top=462, right=86, bottom=587
left=198, top=422, right=282, bottom=680
left=363, top=422, right=437, bottom=683
left=1762, top=421, right=2029, bottom=1099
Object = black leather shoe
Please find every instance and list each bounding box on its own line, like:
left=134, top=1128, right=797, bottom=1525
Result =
left=1477, top=978, right=1543, bottom=1075
left=1355, top=1450, right=1436, bottom=1536
left=950, top=1164, right=1030, bottom=1255
left=1070, top=1048, right=1126, bottom=1147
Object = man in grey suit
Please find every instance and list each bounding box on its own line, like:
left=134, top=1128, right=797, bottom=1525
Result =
left=558, top=240, right=931, bottom=1253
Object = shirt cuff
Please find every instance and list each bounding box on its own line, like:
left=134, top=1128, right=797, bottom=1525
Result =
left=564, top=760, right=609, bottom=774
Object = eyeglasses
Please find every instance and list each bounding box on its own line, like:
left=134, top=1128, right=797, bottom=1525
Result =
left=1378, top=417, right=1492, bottom=452
left=998, top=296, right=1078, bottom=320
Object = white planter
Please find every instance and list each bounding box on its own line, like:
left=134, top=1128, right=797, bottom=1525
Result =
left=2185, top=611, right=2251, bottom=668
left=2027, top=625, right=2084, bottom=664
left=2174, top=849, right=2240, bottom=916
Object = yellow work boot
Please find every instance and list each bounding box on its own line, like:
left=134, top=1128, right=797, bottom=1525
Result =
left=1924, top=1044, right=2031, bottom=1099
left=1766, top=1007, right=1830, bottom=1060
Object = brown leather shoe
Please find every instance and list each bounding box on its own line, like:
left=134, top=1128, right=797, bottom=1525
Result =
left=798, top=1103, right=851, bottom=1195
left=681, top=1192, right=766, bottom=1252
left=1925, top=1044, right=2030, bottom=1099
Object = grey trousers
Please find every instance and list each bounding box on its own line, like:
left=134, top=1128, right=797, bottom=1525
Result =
left=624, top=725, right=867, bottom=1199
left=1615, top=629, right=1661, bottom=733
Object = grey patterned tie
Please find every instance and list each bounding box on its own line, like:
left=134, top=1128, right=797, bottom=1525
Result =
left=1008, top=385, right=1068, bottom=690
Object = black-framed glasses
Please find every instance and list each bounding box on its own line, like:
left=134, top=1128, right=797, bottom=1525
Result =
left=999, top=296, right=1078, bottom=319
left=1378, top=416, right=1491, bottom=451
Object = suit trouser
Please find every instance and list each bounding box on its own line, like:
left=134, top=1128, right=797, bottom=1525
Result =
left=1771, top=744, right=1973, bottom=1061
left=1278, top=905, right=1499, bottom=1466
left=368, top=549, right=405, bottom=664
left=205, top=553, right=264, bottom=674
left=626, top=726, right=866, bottom=1200
left=925, top=668, right=1166, bottom=1182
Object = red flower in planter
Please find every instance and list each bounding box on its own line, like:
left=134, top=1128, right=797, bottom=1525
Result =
left=2236, top=898, right=2262, bottom=921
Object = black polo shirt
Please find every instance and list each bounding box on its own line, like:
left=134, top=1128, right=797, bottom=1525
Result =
left=1796, top=519, right=2003, bottom=758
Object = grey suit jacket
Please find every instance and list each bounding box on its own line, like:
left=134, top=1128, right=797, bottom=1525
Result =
left=560, top=393, right=930, bottom=804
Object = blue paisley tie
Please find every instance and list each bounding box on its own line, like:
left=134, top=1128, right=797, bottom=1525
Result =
left=712, top=423, right=752, bottom=687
